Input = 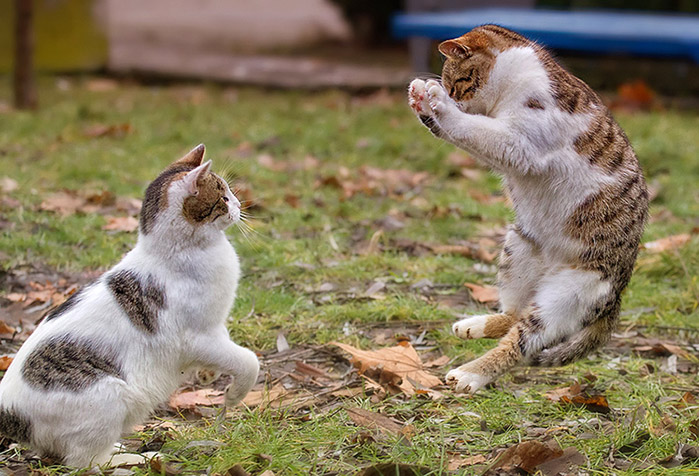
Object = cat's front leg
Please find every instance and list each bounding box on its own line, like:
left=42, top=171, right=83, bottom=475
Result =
left=423, top=81, right=539, bottom=173
left=408, top=79, right=451, bottom=140
left=188, top=330, right=260, bottom=407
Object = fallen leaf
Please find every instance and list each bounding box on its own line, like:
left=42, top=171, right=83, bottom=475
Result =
left=616, top=80, right=655, bottom=110
left=537, top=446, right=587, bottom=476
left=86, top=78, right=120, bottom=91
left=346, top=407, right=413, bottom=438
left=464, top=283, right=499, bottom=304
left=169, top=388, right=224, bottom=410
left=83, top=122, right=132, bottom=139
left=424, top=355, right=450, bottom=368
left=241, top=383, right=288, bottom=408
left=149, top=456, right=182, bottom=476
left=643, top=234, right=691, bottom=253
left=332, top=341, right=441, bottom=395
left=354, top=463, right=433, bottom=476
left=257, top=154, right=286, bottom=172
left=650, top=413, right=676, bottom=437
left=102, top=216, right=139, bottom=232
left=483, top=440, right=563, bottom=475
left=545, top=382, right=611, bottom=413
left=0, top=176, right=18, bottom=193
left=224, top=464, right=252, bottom=476
left=39, top=191, right=85, bottom=215
left=689, top=419, right=699, bottom=440
left=447, top=453, right=487, bottom=471
left=0, top=356, right=14, bottom=370
left=0, top=321, right=16, bottom=335
left=4, top=293, right=26, bottom=303
left=616, top=432, right=650, bottom=455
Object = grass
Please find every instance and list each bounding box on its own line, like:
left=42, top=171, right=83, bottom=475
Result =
left=0, top=76, right=697, bottom=475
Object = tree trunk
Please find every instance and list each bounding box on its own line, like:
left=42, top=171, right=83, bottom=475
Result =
left=14, top=0, right=37, bottom=110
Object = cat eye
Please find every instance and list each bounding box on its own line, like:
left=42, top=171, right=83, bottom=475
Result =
left=221, top=196, right=229, bottom=203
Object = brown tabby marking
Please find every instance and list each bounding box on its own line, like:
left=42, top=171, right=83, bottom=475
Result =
left=466, top=325, right=523, bottom=379
left=182, top=174, right=229, bottom=225
left=107, top=270, right=166, bottom=334
left=140, top=145, right=205, bottom=234
left=566, top=174, right=648, bottom=287
left=22, top=337, right=123, bottom=391
left=483, top=313, right=519, bottom=338
left=574, top=111, right=633, bottom=173
left=140, top=165, right=191, bottom=234
left=0, top=408, right=31, bottom=443
left=526, top=98, right=545, bottom=110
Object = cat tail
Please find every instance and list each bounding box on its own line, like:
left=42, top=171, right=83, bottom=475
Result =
left=531, top=317, right=616, bottom=367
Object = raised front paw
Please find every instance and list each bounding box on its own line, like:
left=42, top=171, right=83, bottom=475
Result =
left=452, top=315, right=488, bottom=340
left=408, top=79, right=431, bottom=116
left=445, top=366, right=491, bottom=394
left=425, top=79, right=450, bottom=115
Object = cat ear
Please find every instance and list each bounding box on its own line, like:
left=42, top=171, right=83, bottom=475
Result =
left=175, top=144, right=206, bottom=168
left=438, top=40, right=472, bottom=60
left=182, top=160, right=212, bottom=196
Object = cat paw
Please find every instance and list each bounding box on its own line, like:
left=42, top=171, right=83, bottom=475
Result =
left=197, top=368, right=221, bottom=386
left=408, top=79, right=431, bottom=116
left=445, top=367, right=491, bottom=394
left=425, top=79, right=450, bottom=115
left=452, top=315, right=488, bottom=340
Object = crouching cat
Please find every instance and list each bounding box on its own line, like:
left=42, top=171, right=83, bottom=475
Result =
left=0, top=145, right=259, bottom=466
left=408, top=26, right=648, bottom=393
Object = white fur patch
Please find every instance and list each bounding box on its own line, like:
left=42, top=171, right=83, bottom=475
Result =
left=452, top=315, right=489, bottom=339
left=445, top=367, right=492, bottom=394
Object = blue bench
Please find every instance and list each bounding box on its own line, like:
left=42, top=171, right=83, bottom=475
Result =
left=392, top=8, right=699, bottom=71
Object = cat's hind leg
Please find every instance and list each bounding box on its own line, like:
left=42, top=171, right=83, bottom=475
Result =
left=453, top=226, right=544, bottom=341
left=447, top=266, right=611, bottom=394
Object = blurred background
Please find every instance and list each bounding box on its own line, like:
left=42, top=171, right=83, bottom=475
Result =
left=1, top=0, right=698, bottom=100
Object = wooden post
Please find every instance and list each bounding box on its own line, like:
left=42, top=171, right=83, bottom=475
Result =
left=13, top=0, right=37, bottom=110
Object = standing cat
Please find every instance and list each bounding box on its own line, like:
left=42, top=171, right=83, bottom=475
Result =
left=408, top=25, right=648, bottom=393
left=0, top=145, right=259, bottom=466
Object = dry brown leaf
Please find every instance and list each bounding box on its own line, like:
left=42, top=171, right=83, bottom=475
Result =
left=332, top=341, right=441, bottom=395
left=424, top=355, right=450, bottom=368
left=224, top=464, right=252, bottom=476
left=537, top=446, right=587, bottom=476
left=83, top=123, right=132, bottom=139
left=464, top=283, right=499, bottom=303
left=616, top=80, right=655, bottom=110
left=39, top=191, right=85, bottom=215
left=0, top=355, right=14, bottom=371
left=102, top=216, right=139, bottom=232
left=4, top=293, right=25, bottom=303
left=355, top=463, right=433, bottom=476
left=545, top=382, right=611, bottom=414
left=0, top=321, right=15, bottom=335
left=169, top=388, right=224, bottom=410
left=484, top=440, right=563, bottom=475
left=0, top=176, right=18, bottom=193
left=241, top=384, right=288, bottom=408
left=116, top=196, right=143, bottom=216
left=86, top=78, right=119, bottom=92
left=633, top=341, right=692, bottom=360
left=643, top=234, right=691, bottom=253
left=447, top=453, right=487, bottom=471
left=650, top=413, right=677, bottom=437
left=346, top=407, right=413, bottom=438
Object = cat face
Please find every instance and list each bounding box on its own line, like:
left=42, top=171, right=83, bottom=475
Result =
left=438, top=25, right=529, bottom=108
left=140, top=144, right=241, bottom=235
